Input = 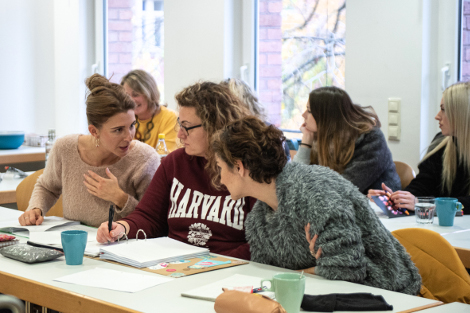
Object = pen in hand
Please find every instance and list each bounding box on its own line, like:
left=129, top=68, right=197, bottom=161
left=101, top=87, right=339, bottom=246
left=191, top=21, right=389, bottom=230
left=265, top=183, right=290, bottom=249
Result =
left=108, top=204, right=115, bottom=235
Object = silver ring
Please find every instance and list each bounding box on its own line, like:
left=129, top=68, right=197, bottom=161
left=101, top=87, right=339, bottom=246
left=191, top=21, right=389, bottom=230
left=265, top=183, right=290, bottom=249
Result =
left=310, top=250, right=315, bottom=257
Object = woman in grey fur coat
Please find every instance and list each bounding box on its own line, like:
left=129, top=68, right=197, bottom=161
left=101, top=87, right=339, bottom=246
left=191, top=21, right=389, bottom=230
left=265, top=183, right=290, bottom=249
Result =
left=211, top=116, right=421, bottom=295
left=294, top=86, right=401, bottom=194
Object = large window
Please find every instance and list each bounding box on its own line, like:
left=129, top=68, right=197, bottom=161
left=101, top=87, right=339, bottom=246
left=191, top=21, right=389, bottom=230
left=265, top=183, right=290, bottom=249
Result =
left=107, top=0, right=165, bottom=100
left=460, top=0, right=470, bottom=81
left=258, top=0, right=346, bottom=130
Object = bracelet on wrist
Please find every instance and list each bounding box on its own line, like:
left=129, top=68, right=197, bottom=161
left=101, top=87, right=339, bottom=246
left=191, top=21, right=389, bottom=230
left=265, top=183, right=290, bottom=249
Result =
left=299, top=143, right=312, bottom=148
left=115, top=221, right=127, bottom=238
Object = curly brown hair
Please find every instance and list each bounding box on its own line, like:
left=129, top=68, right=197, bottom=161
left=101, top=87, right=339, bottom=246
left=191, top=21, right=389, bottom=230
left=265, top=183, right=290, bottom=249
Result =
left=212, top=116, right=287, bottom=186
left=175, top=81, right=249, bottom=187
left=85, top=74, right=135, bottom=128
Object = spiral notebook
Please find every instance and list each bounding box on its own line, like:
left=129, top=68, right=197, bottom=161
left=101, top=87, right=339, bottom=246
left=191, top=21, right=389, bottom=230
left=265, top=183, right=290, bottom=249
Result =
left=99, top=236, right=210, bottom=268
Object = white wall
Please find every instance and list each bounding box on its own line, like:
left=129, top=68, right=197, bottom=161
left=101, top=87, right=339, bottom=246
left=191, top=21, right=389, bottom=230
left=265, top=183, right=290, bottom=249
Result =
left=346, top=0, right=459, bottom=172
left=164, top=0, right=249, bottom=109
left=0, top=0, right=96, bottom=138
left=0, top=0, right=55, bottom=134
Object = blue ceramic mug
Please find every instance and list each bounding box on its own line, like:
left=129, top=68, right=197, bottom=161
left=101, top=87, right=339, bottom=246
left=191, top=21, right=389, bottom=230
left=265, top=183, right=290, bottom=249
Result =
left=435, top=197, right=462, bottom=227
left=61, top=230, right=87, bottom=265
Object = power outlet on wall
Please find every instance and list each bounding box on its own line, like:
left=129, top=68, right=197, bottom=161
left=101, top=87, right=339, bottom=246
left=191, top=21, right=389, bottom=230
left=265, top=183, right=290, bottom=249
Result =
left=388, top=98, right=401, bottom=141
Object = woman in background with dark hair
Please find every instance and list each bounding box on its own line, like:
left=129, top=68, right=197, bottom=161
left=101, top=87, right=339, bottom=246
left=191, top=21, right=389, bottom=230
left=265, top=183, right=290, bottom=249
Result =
left=211, top=116, right=421, bottom=295
left=294, top=86, right=400, bottom=194
left=19, top=74, right=159, bottom=227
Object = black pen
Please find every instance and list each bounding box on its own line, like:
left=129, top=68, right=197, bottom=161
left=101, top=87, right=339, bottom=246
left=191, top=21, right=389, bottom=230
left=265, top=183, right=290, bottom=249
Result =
left=27, top=241, right=64, bottom=253
left=108, top=204, right=115, bottom=233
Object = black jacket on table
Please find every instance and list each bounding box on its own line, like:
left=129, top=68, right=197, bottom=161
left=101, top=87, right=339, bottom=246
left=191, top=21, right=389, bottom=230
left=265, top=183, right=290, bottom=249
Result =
left=405, top=132, right=470, bottom=214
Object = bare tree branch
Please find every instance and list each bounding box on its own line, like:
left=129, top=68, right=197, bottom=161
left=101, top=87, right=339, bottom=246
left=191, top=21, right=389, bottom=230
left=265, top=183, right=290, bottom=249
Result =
left=287, top=0, right=320, bottom=32
left=332, top=1, right=346, bottom=34
left=282, top=51, right=345, bottom=85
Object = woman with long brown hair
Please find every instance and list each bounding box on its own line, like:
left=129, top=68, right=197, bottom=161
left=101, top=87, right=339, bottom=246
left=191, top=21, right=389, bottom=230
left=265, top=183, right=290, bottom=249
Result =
left=294, top=86, right=400, bottom=194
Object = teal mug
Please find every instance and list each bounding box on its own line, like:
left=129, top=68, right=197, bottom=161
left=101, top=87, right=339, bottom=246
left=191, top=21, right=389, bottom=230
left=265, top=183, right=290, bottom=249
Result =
left=435, top=197, right=462, bottom=227
left=261, top=273, right=306, bottom=313
left=61, top=230, right=87, bottom=265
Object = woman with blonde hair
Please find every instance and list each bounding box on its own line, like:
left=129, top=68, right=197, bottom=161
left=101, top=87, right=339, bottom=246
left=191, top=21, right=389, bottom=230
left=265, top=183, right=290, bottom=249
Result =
left=221, top=78, right=291, bottom=161
left=369, top=82, right=470, bottom=214
left=295, top=86, right=400, bottom=194
left=121, top=70, right=178, bottom=150
left=97, top=82, right=256, bottom=259
left=19, top=74, right=160, bottom=227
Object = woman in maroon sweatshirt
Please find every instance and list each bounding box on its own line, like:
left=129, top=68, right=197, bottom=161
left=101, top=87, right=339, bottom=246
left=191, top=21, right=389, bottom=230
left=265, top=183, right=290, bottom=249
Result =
left=97, top=82, right=255, bottom=259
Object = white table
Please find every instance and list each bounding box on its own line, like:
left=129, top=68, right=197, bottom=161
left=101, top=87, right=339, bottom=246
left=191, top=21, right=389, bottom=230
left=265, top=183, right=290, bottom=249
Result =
left=376, top=204, right=470, bottom=268
left=379, top=215, right=470, bottom=248
left=0, top=145, right=45, bottom=164
left=0, top=206, right=441, bottom=313
left=0, top=252, right=441, bottom=313
left=0, top=171, right=34, bottom=204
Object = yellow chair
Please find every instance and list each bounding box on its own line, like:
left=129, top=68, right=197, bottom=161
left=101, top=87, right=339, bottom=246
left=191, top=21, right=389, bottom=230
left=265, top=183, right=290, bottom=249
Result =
left=392, top=228, right=470, bottom=303
left=16, top=169, right=63, bottom=217
left=394, top=161, right=416, bottom=189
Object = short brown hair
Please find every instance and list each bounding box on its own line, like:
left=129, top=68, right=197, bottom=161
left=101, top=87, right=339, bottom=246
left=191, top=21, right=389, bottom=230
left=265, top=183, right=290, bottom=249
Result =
left=175, top=81, right=249, bottom=187
left=85, top=74, right=135, bottom=128
left=212, top=116, right=287, bottom=185
left=121, top=70, right=161, bottom=111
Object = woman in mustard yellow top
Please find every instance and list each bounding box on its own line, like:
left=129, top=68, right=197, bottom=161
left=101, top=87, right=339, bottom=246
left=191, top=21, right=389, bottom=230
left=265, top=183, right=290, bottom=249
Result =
left=121, top=70, right=178, bottom=151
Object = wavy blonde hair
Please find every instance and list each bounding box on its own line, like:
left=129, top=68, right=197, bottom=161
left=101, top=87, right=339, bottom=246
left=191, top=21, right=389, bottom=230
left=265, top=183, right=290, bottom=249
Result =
left=421, top=82, right=470, bottom=194
left=220, top=78, right=268, bottom=121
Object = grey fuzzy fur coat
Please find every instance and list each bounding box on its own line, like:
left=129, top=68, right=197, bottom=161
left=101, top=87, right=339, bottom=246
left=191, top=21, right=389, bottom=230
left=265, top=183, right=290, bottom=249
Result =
left=294, top=128, right=401, bottom=194
left=245, top=162, right=421, bottom=295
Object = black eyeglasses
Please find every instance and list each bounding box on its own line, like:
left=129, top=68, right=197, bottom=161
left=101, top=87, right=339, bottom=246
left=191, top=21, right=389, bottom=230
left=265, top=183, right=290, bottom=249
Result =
left=177, top=117, right=202, bottom=136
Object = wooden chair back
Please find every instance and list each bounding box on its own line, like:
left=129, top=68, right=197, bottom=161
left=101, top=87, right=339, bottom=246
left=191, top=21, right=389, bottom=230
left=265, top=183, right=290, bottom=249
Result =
left=16, top=169, right=63, bottom=217
left=394, top=161, right=416, bottom=189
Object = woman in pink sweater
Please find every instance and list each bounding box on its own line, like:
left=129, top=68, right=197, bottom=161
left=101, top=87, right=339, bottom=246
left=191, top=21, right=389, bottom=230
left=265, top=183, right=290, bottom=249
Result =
left=18, top=74, right=160, bottom=227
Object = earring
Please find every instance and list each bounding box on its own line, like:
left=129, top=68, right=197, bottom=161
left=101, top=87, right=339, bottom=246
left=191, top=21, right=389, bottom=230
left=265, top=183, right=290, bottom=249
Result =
left=95, top=137, right=100, bottom=147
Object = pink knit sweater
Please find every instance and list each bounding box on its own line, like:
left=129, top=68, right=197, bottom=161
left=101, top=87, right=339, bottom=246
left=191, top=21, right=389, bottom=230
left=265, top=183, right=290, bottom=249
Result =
left=27, top=134, right=160, bottom=227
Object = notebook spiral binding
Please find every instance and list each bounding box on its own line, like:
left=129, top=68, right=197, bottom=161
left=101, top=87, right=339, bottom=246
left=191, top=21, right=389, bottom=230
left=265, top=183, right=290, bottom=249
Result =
left=117, top=229, right=147, bottom=244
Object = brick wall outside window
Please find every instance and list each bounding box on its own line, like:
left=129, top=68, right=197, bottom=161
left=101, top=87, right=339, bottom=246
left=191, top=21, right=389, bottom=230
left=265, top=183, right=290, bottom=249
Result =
left=108, top=0, right=134, bottom=83
left=259, top=0, right=283, bottom=126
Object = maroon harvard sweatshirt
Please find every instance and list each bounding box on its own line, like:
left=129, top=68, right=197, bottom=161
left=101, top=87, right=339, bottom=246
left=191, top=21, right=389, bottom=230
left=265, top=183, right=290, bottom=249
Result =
left=121, top=148, right=255, bottom=260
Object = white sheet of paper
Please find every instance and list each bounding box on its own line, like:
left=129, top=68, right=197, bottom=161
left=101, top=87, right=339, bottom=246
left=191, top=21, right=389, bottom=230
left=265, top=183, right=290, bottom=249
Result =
left=0, top=216, right=80, bottom=233
left=27, top=225, right=104, bottom=256
left=0, top=207, right=22, bottom=223
left=181, top=274, right=267, bottom=302
left=54, top=267, right=173, bottom=293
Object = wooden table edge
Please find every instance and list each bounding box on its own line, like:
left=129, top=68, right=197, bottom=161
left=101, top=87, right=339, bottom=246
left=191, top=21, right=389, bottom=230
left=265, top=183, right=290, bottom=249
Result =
left=0, top=152, right=45, bottom=164
left=0, top=190, right=16, bottom=204
left=0, top=270, right=140, bottom=313
left=397, top=301, right=444, bottom=313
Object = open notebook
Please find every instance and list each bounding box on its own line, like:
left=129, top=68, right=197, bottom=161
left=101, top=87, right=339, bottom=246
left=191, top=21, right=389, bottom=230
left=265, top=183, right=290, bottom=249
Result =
left=99, top=237, right=210, bottom=268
